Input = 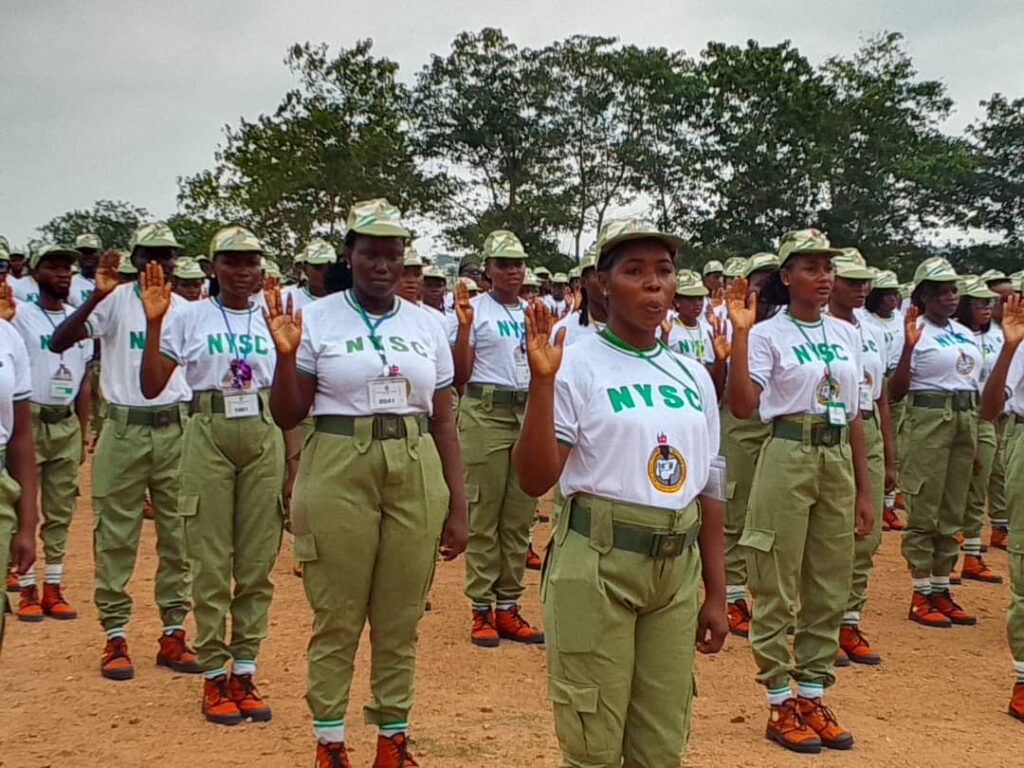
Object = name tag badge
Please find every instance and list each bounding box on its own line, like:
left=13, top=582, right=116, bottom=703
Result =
left=513, top=347, right=530, bottom=388
left=223, top=390, right=260, bottom=419
left=858, top=383, right=872, bottom=411
left=49, top=364, right=75, bottom=401
left=368, top=376, right=409, bottom=412
left=826, top=401, right=847, bottom=427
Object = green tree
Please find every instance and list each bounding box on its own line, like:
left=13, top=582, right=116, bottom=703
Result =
left=179, top=40, right=442, bottom=262
left=38, top=199, right=150, bottom=249
left=968, top=93, right=1024, bottom=244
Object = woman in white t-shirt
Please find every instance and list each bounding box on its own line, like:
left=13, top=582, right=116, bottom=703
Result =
left=140, top=226, right=288, bottom=727
left=513, top=218, right=727, bottom=767
left=265, top=199, right=466, bottom=768
left=549, top=244, right=606, bottom=348
left=725, top=229, right=872, bottom=754
left=0, top=282, right=40, bottom=650
left=889, top=257, right=983, bottom=630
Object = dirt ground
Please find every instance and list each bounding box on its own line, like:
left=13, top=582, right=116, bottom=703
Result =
left=3, top=458, right=1024, bottom=767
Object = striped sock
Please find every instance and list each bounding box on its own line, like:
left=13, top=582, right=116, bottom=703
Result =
left=796, top=681, right=824, bottom=701
left=964, top=537, right=983, bottom=556
left=912, top=577, right=932, bottom=595
left=495, top=600, right=516, bottom=611
left=841, top=611, right=859, bottom=626
left=233, top=659, right=256, bottom=677
left=379, top=721, right=408, bottom=738
left=884, top=492, right=895, bottom=508
left=1014, top=661, right=1024, bottom=685
left=162, top=624, right=184, bottom=636
left=725, top=585, right=747, bottom=604
left=106, top=627, right=126, bottom=640
left=930, top=575, right=950, bottom=594
left=204, top=666, right=228, bottom=680
left=992, top=519, right=1009, bottom=531
left=471, top=602, right=491, bottom=612
left=18, top=572, right=36, bottom=588
left=43, top=563, right=63, bottom=584
left=766, top=685, right=792, bottom=706
left=313, top=718, right=345, bottom=745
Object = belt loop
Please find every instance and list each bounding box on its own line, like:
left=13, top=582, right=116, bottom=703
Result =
left=589, top=501, right=613, bottom=554
left=404, top=415, right=421, bottom=459
left=258, top=389, right=272, bottom=424
left=801, top=414, right=812, bottom=451
left=943, top=397, right=952, bottom=422
left=482, top=385, right=494, bottom=412
left=200, top=392, right=214, bottom=417
left=113, top=405, right=129, bottom=437
left=354, top=417, right=372, bottom=454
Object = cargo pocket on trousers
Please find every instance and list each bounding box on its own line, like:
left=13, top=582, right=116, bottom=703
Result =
left=547, top=676, right=612, bottom=762
left=726, top=480, right=737, bottom=501
left=465, top=483, right=480, bottom=514
left=178, top=495, right=200, bottom=560
left=292, top=533, right=318, bottom=563
left=549, top=541, right=602, bottom=653
left=739, top=528, right=776, bottom=591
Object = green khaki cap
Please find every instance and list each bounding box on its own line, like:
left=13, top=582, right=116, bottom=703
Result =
left=196, top=254, right=211, bottom=263
left=0, top=235, right=8, bottom=253
left=129, top=222, right=181, bottom=252
left=743, top=252, right=780, bottom=278
left=675, top=269, right=708, bottom=297
left=778, top=228, right=844, bottom=264
left=458, top=276, right=480, bottom=293
left=261, top=257, right=282, bottom=280
left=568, top=266, right=581, bottom=279
left=346, top=198, right=410, bottom=238
left=404, top=245, right=424, bottom=267
left=833, top=247, right=875, bottom=280
left=595, top=218, right=683, bottom=267
left=0, top=241, right=8, bottom=260
left=579, top=244, right=599, bottom=272
left=523, top=270, right=541, bottom=287
left=912, top=256, right=958, bottom=289
left=302, top=239, right=337, bottom=265
left=552, top=272, right=569, bottom=284
left=459, top=253, right=482, bottom=272
left=723, top=256, right=746, bottom=277
left=173, top=257, right=205, bottom=280
left=872, top=269, right=900, bottom=290
left=1011, top=271, right=1024, bottom=293
left=30, top=244, right=80, bottom=269
left=533, top=266, right=551, bottom=278
left=210, top=225, right=263, bottom=255
left=74, top=233, right=103, bottom=251
left=117, top=252, right=137, bottom=275
left=702, top=259, right=724, bottom=276
left=981, top=268, right=1009, bottom=284
left=483, top=230, right=527, bottom=261
left=961, top=276, right=998, bottom=299
left=423, top=264, right=446, bottom=280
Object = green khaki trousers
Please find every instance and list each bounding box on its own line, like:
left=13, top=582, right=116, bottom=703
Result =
left=741, top=417, right=855, bottom=690
left=988, top=413, right=1009, bottom=524
left=291, top=417, right=448, bottom=727
left=1002, top=419, right=1024, bottom=661
left=0, top=461, right=19, bottom=651
left=459, top=390, right=537, bottom=604
left=541, top=494, right=700, bottom=767
left=92, top=403, right=191, bottom=631
left=963, top=417, right=997, bottom=538
left=847, top=411, right=884, bottom=614
left=87, top=359, right=105, bottom=442
left=30, top=405, right=81, bottom=565
left=898, top=398, right=978, bottom=579
left=179, top=392, right=284, bottom=670
left=720, top=405, right=770, bottom=588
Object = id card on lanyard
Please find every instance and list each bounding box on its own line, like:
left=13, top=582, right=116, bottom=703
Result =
left=349, top=293, right=410, bottom=412
left=216, top=299, right=259, bottom=419
left=791, top=313, right=846, bottom=424
left=37, top=303, right=75, bottom=401
left=489, top=293, right=529, bottom=388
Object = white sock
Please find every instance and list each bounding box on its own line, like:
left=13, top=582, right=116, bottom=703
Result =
left=18, top=572, right=36, bottom=588
left=912, top=577, right=932, bottom=595
left=930, top=575, right=950, bottom=593
left=766, top=685, right=792, bottom=706
left=233, top=659, right=256, bottom=677
left=106, top=627, right=126, bottom=640
left=841, top=611, right=859, bottom=626
left=313, top=719, right=345, bottom=744
left=162, top=624, right=184, bottom=636
left=379, top=721, right=408, bottom=738
left=1014, top=660, right=1024, bottom=685
left=495, top=600, right=516, bottom=611
left=43, top=563, right=63, bottom=584
left=471, top=601, right=491, bottom=612
left=963, top=537, right=982, bottom=556
left=884, top=492, right=895, bottom=508
left=726, top=585, right=747, bottom=603
left=992, top=519, right=1009, bottom=531
left=796, top=681, right=824, bottom=700
left=204, top=666, right=228, bottom=680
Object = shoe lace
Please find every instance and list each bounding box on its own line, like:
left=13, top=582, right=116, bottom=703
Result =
left=500, top=604, right=530, bottom=630
left=732, top=600, right=751, bottom=621
left=849, top=625, right=870, bottom=648
left=776, top=700, right=807, bottom=732
left=105, top=637, right=128, bottom=661
left=209, top=675, right=232, bottom=703
left=47, top=583, right=68, bottom=605
left=321, top=742, right=350, bottom=768
left=21, top=584, right=39, bottom=602
left=234, top=674, right=261, bottom=702
left=932, top=590, right=961, bottom=612
left=807, top=699, right=840, bottom=726
left=472, top=610, right=493, bottom=631
left=381, top=734, right=418, bottom=767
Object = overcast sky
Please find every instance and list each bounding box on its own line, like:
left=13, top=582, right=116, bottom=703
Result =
left=1, top=0, right=1021, bottom=250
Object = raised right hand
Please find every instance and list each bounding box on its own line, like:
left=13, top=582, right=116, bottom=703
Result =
left=0, top=281, right=16, bottom=322
left=139, top=261, right=172, bottom=322
left=1002, top=294, right=1024, bottom=347
left=454, top=280, right=474, bottom=327
left=262, top=285, right=302, bottom=355
left=903, top=305, right=922, bottom=348
left=724, top=277, right=757, bottom=332
left=524, top=301, right=564, bottom=380
left=94, top=250, right=122, bottom=296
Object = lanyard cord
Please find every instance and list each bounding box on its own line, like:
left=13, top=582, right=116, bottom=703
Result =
left=488, top=292, right=526, bottom=352
left=786, top=310, right=834, bottom=382
left=598, top=327, right=704, bottom=409
left=36, top=301, right=68, bottom=362
left=214, top=298, right=253, bottom=363
left=347, top=291, right=399, bottom=375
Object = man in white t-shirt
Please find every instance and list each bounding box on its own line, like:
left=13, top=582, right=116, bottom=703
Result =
left=48, top=222, right=199, bottom=682
left=283, top=238, right=336, bottom=314
left=9, top=245, right=92, bottom=623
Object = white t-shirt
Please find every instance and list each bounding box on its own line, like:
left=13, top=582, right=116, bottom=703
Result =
left=297, top=291, right=453, bottom=417
left=11, top=302, right=93, bottom=405
left=10, top=276, right=40, bottom=304
left=748, top=311, right=864, bottom=423
left=666, top=318, right=715, bottom=365
left=1003, top=344, right=1024, bottom=417
left=975, top=324, right=1005, bottom=386
left=908, top=318, right=982, bottom=393
left=551, top=310, right=602, bottom=348
left=450, top=293, right=529, bottom=390
left=543, top=296, right=567, bottom=317
left=0, top=320, right=32, bottom=444
left=69, top=274, right=95, bottom=308
left=832, top=314, right=887, bottom=409
left=86, top=283, right=192, bottom=406
left=160, top=298, right=276, bottom=391
left=281, top=285, right=321, bottom=315
left=554, top=332, right=719, bottom=509
left=860, top=310, right=904, bottom=373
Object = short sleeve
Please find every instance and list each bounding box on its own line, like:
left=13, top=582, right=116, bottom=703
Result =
left=11, top=330, right=32, bottom=400
left=553, top=363, right=580, bottom=447
left=747, top=327, right=774, bottom=390
left=295, top=315, right=317, bottom=377
left=846, top=327, right=865, bottom=417
left=86, top=288, right=117, bottom=340
left=446, top=313, right=459, bottom=345
left=431, top=318, right=454, bottom=389
left=694, top=361, right=720, bottom=455
left=159, top=309, right=186, bottom=364
left=1006, top=346, right=1024, bottom=399
left=886, top=326, right=902, bottom=371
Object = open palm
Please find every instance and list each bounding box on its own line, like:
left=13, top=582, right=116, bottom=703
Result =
left=139, top=261, right=172, bottom=321
left=262, top=286, right=302, bottom=355
left=724, top=277, right=757, bottom=332
left=1002, top=294, right=1024, bottom=346
left=94, top=250, right=122, bottom=296
left=524, top=301, right=564, bottom=379
left=0, top=281, right=15, bottom=322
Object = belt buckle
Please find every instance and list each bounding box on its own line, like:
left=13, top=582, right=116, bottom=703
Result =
left=379, top=416, right=400, bottom=439
left=153, top=410, right=173, bottom=427
left=648, top=532, right=683, bottom=559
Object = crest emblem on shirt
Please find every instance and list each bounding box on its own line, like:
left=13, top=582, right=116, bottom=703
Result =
left=647, top=433, right=685, bottom=493
left=815, top=372, right=840, bottom=405
left=955, top=353, right=975, bottom=376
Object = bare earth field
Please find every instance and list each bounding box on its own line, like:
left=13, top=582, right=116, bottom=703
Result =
left=3, top=458, right=1024, bottom=767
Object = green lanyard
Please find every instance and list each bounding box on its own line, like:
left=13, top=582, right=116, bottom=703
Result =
left=787, top=311, right=835, bottom=386
left=598, top=327, right=704, bottom=409
left=346, top=291, right=400, bottom=376
left=673, top=318, right=705, bottom=357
